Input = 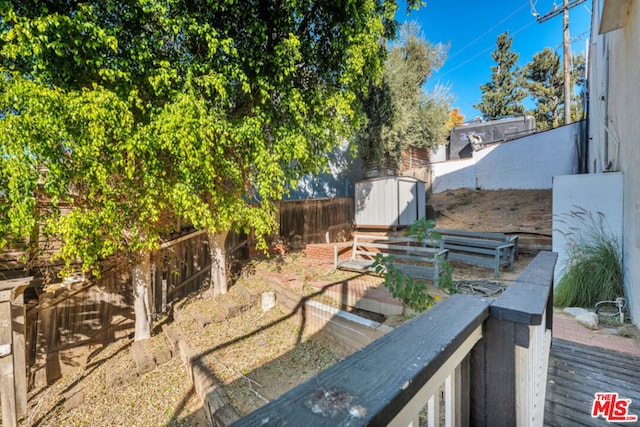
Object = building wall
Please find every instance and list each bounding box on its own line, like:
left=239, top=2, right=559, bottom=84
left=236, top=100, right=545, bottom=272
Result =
left=431, top=122, right=582, bottom=193
left=287, top=141, right=363, bottom=200
left=449, top=116, right=536, bottom=160
left=593, top=0, right=640, bottom=322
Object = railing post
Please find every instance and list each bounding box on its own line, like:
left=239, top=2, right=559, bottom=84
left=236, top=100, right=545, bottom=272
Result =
left=11, top=291, right=27, bottom=420
left=0, top=289, right=17, bottom=427
left=469, top=251, right=557, bottom=427
left=0, top=278, right=31, bottom=426
left=470, top=315, right=529, bottom=426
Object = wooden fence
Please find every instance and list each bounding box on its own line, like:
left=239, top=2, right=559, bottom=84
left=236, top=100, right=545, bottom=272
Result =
left=0, top=200, right=73, bottom=281
left=23, top=229, right=230, bottom=389
left=276, top=197, right=354, bottom=247
left=150, top=229, right=213, bottom=317
left=27, top=267, right=134, bottom=388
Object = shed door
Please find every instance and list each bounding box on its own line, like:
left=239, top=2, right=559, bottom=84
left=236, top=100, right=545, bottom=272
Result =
left=397, top=179, right=417, bottom=226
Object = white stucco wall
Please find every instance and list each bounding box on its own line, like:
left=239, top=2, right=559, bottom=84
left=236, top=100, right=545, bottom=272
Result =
left=588, top=2, right=616, bottom=174
left=431, top=156, right=478, bottom=192
left=432, top=122, right=581, bottom=193
left=429, top=144, right=448, bottom=163
left=594, top=0, right=640, bottom=323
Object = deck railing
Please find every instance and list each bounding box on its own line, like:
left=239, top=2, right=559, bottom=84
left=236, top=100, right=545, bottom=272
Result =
left=233, top=251, right=557, bottom=427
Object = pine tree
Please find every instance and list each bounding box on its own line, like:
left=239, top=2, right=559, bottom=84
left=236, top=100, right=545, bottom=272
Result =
left=523, top=48, right=563, bottom=130
left=474, top=31, right=526, bottom=120
left=524, top=49, right=586, bottom=129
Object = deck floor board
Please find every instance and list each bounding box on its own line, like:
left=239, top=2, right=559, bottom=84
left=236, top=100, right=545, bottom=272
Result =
left=545, top=339, right=640, bottom=426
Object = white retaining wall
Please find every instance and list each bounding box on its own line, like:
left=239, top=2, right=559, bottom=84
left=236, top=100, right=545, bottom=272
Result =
left=432, top=122, right=582, bottom=193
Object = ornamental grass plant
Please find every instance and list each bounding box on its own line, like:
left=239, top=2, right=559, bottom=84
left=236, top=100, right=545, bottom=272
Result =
left=554, top=208, right=624, bottom=308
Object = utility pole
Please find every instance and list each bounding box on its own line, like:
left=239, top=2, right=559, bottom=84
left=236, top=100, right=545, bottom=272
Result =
left=563, top=0, right=570, bottom=124
left=536, top=0, right=586, bottom=124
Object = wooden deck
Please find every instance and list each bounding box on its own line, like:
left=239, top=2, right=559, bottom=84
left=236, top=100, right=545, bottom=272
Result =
left=545, top=338, right=640, bottom=426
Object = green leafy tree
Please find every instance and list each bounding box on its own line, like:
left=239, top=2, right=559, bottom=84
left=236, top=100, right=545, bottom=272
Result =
left=0, top=0, right=422, bottom=340
left=357, top=22, right=450, bottom=170
left=474, top=31, right=526, bottom=120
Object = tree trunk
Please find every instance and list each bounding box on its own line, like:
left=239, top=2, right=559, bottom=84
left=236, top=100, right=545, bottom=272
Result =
left=132, top=250, right=152, bottom=341
left=208, top=231, right=228, bottom=296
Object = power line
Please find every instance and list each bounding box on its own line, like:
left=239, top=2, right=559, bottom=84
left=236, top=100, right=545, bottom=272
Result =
left=448, top=1, right=530, bottom=61
left=536, top=0, right=587, bottom=23
left=554, top=30, right=589, bottom=52
left=437, top=19, right=537, bottom=79
left=530, top=0, right=540, bottom=18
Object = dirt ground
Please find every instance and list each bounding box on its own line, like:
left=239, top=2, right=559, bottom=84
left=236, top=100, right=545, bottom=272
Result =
left=429, top=189, right=638, bottom=339
left=21, top=264, right=343, bottom=426
left=428, top=188, right=552, bottom=235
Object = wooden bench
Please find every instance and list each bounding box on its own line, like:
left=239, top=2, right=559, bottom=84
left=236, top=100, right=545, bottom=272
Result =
left=334, top=234, right=449, bottom=286
left=430, top=228, right=518, bottom=278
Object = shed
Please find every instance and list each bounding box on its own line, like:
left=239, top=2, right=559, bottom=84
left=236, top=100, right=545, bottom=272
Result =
left=355, top=176, right=426, bottom=228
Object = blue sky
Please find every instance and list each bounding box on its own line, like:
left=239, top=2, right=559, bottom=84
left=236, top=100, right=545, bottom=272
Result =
left=395, top=0, right=593, bottom=120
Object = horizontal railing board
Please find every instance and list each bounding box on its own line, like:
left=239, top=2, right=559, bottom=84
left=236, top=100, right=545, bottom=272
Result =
left=489, top=251, right=557, bottom=326
left=433, top=228, right=513, bottom=241
left=352, top=250, right=439, bottom=264
left=443, top=237, right=511, bottom=248
left=354, top=242, right=442, bottom=256
left=232, top=294, right=490, bottom=426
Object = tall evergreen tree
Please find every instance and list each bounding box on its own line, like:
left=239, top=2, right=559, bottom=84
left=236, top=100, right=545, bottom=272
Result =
left=474, top=31, right=526, bottom=120
left=523, top=48, right=563, bottom=130
left=524, top=49, right=586, bottom=129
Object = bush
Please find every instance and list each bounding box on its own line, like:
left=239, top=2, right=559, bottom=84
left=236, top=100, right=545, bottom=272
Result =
left=374, top=254, right=437, bottom=312
left=554, top=208, right=624, bottom=308
left=373, top=217, right=454, bottom=313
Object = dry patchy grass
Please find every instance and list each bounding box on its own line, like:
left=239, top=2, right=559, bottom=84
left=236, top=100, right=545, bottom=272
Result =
left=21, top=256, right=345, bottom=427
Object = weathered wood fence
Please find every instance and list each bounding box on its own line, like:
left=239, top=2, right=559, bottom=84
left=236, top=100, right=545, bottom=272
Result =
left=26, top=267, right=134, bottom=388
left=277, top=197, right=354, bottom=247
left=0, top=201, right=74, bottom=281
left=233, top=251, right=557, bottom=426
left=151, top=229, right=212, bottom=318
left=22, top=229, right=234, bottom=390
left=0, top=278, right=29, bottom=427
